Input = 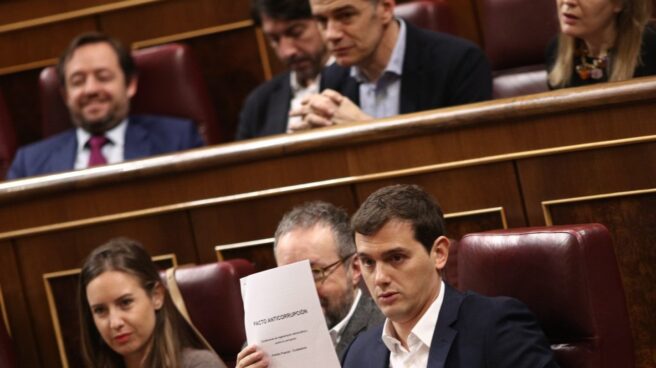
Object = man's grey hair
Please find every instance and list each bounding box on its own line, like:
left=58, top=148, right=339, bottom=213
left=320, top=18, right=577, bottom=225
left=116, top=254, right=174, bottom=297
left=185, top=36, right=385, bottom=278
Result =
left=274, top=201, right=355, bottom=259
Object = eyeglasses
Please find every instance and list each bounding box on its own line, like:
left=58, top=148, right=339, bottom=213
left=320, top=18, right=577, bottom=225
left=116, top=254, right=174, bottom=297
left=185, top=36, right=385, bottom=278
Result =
left=311, top=253, right=355, bottom=284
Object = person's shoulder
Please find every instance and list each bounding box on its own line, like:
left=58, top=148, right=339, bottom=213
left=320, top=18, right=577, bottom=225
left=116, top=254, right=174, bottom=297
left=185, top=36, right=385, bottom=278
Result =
left=358, top=292, right=386, bottom=327
left=406, top=22, right=482, bottom=54
left=341, top=322, right=385, bottom=364
left=354, top=318, right=384, bottom=342
left=14, top=129, right=76, bottom=157
left=181, top=348, right=225, bottom=368
left=460, top=290, right=531, bottom=316
left=245, top=70, right=291, bottom=101
left=128, top=115, right=204, bottom=148
left=458, top=292, right=557, bottom=366
left=129, top=114, right=193, bottom=128
left=6, top=129, right=77, bottom=179
left=453, top=290, right=541, bottom=333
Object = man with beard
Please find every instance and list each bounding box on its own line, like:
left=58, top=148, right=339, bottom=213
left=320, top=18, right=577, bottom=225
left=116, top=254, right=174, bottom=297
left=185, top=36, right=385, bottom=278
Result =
left=236, top=201, right=384, bottom=367
left=6, top=32, right=204, bottom=180
left=235, top=0, right=332, bottom=140
left=343, top=185, right=557, bottom=368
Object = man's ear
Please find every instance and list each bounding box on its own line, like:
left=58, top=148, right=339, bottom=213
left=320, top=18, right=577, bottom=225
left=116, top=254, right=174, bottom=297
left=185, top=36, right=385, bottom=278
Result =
left=379, top=0, right=397, bottom=24
left=430, top=236, right=450, bottom=272
left=126, top=75, right=138, bottom=99
left=349, top=255, right=362, bottom=287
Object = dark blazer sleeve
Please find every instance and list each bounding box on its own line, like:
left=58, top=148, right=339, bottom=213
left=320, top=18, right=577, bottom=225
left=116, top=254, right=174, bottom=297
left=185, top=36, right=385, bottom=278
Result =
left=341, top=324, right=388, bottom=368
left=236, top=87, right=264, bottom=140
left=484, top=297, right=558, bottom=368
left=235, top=72, right=292, bottom=141
left=124, top=115, right=204, bottom=160
left=336, top=293, right=385, bottom=361
left=6, top=148, right=26, bottom=180
left=321, top=64, right=359, bottom=104
left=5, top=130, right=77, bottom=180
left=398, top=24, right=491, bottom=114
left=444, top=42, right=492, bottom=106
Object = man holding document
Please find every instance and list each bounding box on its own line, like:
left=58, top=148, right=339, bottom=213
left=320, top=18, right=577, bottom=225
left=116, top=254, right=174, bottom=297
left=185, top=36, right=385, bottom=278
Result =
left=342, top=184, right=559, bottom=367
left=237, top=201, right=384, bottom=368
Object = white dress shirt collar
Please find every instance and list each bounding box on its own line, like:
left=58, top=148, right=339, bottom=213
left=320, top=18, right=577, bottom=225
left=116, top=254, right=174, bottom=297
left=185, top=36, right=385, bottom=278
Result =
left=329, top=288, right=362, bottom=345
left=381, top=280, right=445, bottom=368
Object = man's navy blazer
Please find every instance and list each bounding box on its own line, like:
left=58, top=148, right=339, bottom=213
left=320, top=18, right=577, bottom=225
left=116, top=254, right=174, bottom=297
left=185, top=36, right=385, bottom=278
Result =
left=235, top=71, right=294, bottom=140
left=323, top=21, right=492, bottom=113
left=6, top=115, right=204, bottom=180
left=342, top=285, right=559, bottom=368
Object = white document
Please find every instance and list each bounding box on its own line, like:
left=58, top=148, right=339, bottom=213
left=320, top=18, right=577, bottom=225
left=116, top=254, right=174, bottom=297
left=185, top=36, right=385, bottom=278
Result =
left=240, top=260, right=340, bottom=368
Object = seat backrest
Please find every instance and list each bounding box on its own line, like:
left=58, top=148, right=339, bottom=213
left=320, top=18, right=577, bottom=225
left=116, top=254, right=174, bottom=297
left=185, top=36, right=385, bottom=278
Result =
left=457, top=224, right=634, bottom=368
left=0, top=90, right=17, bottom=180
left=478, top=0, right=559, bottom=70
left=0, top=311, right=16, bottom=368
left=442, top=238, right=459, bottom=289
left=394, top=0, right=457, bottom=34
left=477, top=0, right=559, bottom=98
left=171, top=259, right=255, bottom=367
left=39, top=43, right=223, bottom=144
left=492, top=67, right=549, bottom=99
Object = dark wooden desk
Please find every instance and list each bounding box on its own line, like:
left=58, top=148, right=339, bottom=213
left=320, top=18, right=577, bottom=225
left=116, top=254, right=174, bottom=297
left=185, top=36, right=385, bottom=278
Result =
left=1, top=77, right=655, bottom=367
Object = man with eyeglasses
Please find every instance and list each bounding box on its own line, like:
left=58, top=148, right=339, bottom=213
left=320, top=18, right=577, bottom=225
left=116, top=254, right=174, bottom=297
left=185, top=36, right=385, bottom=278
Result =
left=342, top=184, right=557, bottom=368
left=236, top=201, right=384, bottom=368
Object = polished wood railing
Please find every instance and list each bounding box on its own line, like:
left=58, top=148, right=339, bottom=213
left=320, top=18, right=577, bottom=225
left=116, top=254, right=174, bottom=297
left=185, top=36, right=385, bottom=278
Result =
left=0, top=77, right=654, bottom=367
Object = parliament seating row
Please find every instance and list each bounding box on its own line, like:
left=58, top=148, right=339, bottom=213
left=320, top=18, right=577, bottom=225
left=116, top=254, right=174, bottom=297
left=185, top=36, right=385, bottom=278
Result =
left=0, top=43, right=223, bottom=181
left=167, top=259, right=255, bottom=367
left=19, top=223, right=632, bottom=367
left=210, top=224, right=632, bottom=367
left=397, top=0, right=560, bottom=98
left=0, top=0, right=563, bottom=180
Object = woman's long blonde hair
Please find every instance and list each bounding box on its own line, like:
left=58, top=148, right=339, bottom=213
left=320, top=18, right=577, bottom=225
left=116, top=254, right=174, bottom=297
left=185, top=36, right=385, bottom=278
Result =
left=549, top=0, right=653, bottom=88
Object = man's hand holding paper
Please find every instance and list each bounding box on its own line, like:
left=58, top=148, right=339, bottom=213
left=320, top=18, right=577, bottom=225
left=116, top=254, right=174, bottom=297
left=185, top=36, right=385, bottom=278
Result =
left=239, top=260, right=341, bottom=368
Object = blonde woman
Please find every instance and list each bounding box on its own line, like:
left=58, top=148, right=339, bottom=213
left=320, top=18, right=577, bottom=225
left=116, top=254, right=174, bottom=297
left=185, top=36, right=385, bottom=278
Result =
left=79, top=238, right=227, bottom=368
left=547, top=0, right=655, bottom=88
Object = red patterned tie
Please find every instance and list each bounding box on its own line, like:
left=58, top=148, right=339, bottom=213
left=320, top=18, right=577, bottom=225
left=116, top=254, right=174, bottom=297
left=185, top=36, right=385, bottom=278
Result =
left=87, top=135, right=108, bottom=167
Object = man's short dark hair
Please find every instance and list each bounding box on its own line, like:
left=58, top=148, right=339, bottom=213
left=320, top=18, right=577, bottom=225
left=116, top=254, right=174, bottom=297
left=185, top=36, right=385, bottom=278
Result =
left=351, top=184, right=446, bottom=252
left=250, top=0, right=313, bottom=26
left=57, top=32, right=136, bottom=87
left=274, top=201, right=355, bottom=259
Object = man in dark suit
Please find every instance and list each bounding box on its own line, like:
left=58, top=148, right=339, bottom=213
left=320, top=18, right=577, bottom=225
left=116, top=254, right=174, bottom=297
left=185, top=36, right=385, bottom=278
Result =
left=6, top=33, right=203, bottom=180
left=236, top=201, right=385, bottom=367
left=343, top=184, right=558, bottom=368
left=235, top=0, right=331, bottom=140
left=290, top=0, right=492, bottom=129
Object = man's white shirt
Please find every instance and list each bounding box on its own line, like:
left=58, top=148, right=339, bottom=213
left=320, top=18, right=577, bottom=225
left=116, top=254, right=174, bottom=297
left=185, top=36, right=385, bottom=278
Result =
left=382, top=280, right=445, bottom=368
